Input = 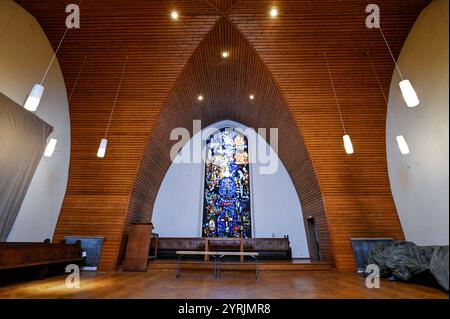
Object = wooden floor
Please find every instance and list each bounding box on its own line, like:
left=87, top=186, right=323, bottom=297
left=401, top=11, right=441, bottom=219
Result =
left=0, top=269, right=447, bottom=299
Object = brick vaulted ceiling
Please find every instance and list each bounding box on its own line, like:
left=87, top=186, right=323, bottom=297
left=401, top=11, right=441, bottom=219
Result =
left=20, top=0, right=430, bottom=271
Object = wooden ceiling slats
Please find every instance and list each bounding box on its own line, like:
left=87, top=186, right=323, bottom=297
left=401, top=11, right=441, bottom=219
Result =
left=18, top=0, right=429, bottom=271
left=123, top=17, right=332, bottom=265
left=206, top=0, right=236, bottom=14
left=227, top=0, right=428, bottom=270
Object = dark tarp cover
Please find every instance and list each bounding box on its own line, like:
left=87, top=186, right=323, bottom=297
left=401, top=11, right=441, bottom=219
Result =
left=368, top=241, right=449, bottom=291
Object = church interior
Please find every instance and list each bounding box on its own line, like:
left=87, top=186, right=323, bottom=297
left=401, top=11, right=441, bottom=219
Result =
left=0, top=0, right=448, bottom=300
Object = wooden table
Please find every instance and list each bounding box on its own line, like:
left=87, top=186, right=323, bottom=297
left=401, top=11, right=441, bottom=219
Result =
left=175, top=251, right=259, bottom=280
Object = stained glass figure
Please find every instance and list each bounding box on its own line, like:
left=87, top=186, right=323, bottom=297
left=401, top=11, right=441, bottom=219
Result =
left=202, top=128, right=251, bottom=238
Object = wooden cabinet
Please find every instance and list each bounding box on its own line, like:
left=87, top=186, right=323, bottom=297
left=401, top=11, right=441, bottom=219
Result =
left=123, top=223, right=152, bottom=271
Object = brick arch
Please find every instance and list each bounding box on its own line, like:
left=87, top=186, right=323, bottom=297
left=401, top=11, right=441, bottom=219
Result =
left=124, top=18, right=332, bottom=265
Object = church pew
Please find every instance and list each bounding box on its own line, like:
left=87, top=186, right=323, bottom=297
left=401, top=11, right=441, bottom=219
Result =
left=0, top=239, right=85, bottom=281
left=151, top=237, right=292, bottom=260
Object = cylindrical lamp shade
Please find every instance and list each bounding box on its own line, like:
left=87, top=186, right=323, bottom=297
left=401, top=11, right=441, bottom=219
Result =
left=24, top=84, right=45, bottom=111
left=396, top=135, right=410, bottom=155
left=97, top=138, right=108, bottom=158
left=343, top=134, right=354, bottom=155
left=399, top=79, right=419, bottom=107
left=44, top=138, right=58, bottom=157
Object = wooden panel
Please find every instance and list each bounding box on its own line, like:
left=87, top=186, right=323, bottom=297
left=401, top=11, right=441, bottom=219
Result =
left=20, top=0, right=430, bottom=271
left=53, top=195, right=129, bottom=270
left=123, top=223, right=152, bottom=271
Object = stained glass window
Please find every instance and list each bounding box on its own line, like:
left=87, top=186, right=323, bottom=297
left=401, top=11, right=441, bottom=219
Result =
left=202, top=128, right=252, bottom=238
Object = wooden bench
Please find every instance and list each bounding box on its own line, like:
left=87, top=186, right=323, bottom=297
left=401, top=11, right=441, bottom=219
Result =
left=175, top=251, right=259, bottom=280
left=0, top=239, right=85, bottom=280
left=152, top=237, right=291, bottom=260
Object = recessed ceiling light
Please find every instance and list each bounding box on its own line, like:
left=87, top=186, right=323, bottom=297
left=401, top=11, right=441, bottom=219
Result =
left=198, top=95, right=204, bottom=101
left=222, top=51, right=229, bottom=58
left=171, top=11, right=179, bottom=20
left=249, top=94, right=255, bottom=100
left=270, top=8, right=278, bottom=18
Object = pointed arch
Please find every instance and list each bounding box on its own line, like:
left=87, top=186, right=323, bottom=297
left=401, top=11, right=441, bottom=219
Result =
left=124, top=18, right=332, bottom=265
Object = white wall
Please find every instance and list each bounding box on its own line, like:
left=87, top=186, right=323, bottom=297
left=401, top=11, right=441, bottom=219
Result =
left=152, top=120, right=310, bottom=258
left=0, top=0, right=70, bottom=242
left=387, top=0, right=449, bottom=246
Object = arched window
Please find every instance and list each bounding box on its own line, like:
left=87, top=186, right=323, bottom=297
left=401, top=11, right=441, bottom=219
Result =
left=202, top=127, right=252, bottom=238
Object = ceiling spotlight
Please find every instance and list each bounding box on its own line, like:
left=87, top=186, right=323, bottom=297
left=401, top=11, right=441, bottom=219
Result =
left=171, top=11, right=179, bottom=20
left=270, top=8, right=278, bottom=18
left=198, top=95, right=204, bottom=101
left=222, top=51, right=229, bottom=58
left=249, top=94, right=255, bottom=100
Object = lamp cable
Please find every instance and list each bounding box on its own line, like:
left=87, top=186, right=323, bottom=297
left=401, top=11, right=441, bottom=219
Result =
left=367, top=52, right=401, bottom=135
left=323, top=52, right=347, bottom=135
left=68, top=56, right=88, bottom=102
left=365, top=0, right=404, bottom=80
left=105, top=56, right=129, bottom=138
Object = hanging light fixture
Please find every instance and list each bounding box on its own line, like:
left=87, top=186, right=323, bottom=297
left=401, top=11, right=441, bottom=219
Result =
left=396, top=135, right=410, bottom=155
left=44, top=138, right=58, bottom=157
left=42, top=56, right=88, bottom=158
left=372, top=13, right=419, bottom=107
left=97, top=56, right=129, bottom=158
left=42, top=56, right=87, bottom=158
left=343, top=135, right=354, bottom=155
left=399, top=79, right=419, bottom=108
left=24, top=84, right=45, bottom=111
left=24, top=26, right=70, bottom=112
left=367, top=52, right=410, bottom=155
left=97, top=138, right=108, bottom=158
left=324, top=52, right=354, bottom=155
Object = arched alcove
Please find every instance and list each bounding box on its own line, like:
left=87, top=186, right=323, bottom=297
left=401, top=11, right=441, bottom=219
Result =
left=124, top=18, right=330, bottom=264
left=152, top=120, right=310, bottom=258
